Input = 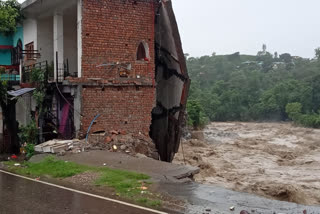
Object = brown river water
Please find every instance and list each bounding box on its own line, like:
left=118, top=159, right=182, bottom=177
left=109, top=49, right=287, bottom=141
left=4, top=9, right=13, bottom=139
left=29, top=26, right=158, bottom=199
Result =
left=173, top=122, right=320, bottom=206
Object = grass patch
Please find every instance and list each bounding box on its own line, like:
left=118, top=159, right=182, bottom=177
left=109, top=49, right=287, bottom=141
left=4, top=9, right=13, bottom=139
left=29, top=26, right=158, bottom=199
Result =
left=95, top=168, right=150, bottom=197
left=5, top=156, right=91, bottom=178
left=3, top=156, right=160, bottom=208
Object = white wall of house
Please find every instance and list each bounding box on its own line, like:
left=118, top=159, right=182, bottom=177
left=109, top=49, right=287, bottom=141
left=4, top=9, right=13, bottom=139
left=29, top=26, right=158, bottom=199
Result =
left=16, top=94, right=35, bottom=127
left=64, top=7, right=78, bottom=76
left=37, top=17, right=54, bottom=64
left=23, top=19, right=38, bottom=50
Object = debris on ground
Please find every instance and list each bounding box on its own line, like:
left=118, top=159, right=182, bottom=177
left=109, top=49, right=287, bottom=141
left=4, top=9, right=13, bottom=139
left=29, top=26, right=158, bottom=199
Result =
left=34, top=132, right=158, bottom=160
left=34, top=139, right=86, bottom=154
left=140, top=186, right=148, bottom=190
left=174, top=122, right=320, bottom=205
left=88, top=131, right=159, bottom=159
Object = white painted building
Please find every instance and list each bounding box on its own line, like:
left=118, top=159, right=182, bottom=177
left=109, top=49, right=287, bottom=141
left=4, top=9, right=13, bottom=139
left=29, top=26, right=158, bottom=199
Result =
left=21, top=0, right=82, bottom=80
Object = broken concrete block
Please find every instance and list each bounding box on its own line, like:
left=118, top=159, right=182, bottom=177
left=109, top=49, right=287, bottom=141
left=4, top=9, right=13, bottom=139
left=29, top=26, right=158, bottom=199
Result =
left=42, top=146, right=53, bottom=153
left=35, top=145, right=44, bottom=152
left=120, top=145, right=127, bottom=150
left=35, top=140, right=57, bottom=152
left=34, top=139, right=81, bottom=154
left=50, top=144, right=69, bottom=154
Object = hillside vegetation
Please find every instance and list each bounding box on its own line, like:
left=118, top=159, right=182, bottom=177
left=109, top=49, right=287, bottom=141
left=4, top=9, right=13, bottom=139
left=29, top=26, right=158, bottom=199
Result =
left=187, top=46, right=320, bottom=128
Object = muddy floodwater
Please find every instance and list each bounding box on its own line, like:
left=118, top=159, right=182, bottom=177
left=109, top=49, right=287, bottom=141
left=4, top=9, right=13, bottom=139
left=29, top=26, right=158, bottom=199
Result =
left=174, top=122, right=320, bottom=206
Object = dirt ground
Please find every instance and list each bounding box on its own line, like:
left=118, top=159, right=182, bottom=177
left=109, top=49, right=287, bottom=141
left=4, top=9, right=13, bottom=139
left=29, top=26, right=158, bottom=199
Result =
left=174, top=122, right=320, bottom=206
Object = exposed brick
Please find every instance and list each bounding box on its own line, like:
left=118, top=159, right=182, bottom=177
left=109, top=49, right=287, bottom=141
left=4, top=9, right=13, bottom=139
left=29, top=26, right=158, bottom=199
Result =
left=80, top=0, right=158, bottom=136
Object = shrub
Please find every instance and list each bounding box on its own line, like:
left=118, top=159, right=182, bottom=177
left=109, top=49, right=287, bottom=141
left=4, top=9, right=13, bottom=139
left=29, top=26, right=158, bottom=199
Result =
left=25, top=143, right=35, bottom=159
left=19, top=120, right=38, bottom=145
left=297, top=114, right=320, bottom=128
left=187, top=100, right=208, bottom=129
left=286, top=102, right=302, bottom=121
left=286, top=102, right=320, bottom=128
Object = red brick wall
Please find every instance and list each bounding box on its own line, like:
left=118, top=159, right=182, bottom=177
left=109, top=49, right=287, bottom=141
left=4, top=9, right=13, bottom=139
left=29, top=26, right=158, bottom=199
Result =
left=81, top=86, right=154, bottom=136
left=80, top=0, right=157, bottom=135
left=81, top=0, right=156, bottom=79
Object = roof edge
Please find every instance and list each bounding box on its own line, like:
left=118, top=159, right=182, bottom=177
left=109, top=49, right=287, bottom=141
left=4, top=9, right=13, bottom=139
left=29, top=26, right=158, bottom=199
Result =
left=21, top=0, right=39, bottom=10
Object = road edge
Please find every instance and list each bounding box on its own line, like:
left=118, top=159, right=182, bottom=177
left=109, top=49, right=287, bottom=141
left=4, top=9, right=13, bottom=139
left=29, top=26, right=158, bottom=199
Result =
left=0, top=169, right=168, bottom=214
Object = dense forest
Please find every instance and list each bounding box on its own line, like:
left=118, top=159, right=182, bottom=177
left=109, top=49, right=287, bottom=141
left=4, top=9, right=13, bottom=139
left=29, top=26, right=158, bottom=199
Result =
left=187, top=45, right=320, bottom=128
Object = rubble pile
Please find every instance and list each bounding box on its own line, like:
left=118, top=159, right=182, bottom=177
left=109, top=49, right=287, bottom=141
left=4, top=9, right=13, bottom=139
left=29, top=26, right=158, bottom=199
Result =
left=34, top=131, right=159, bottom=160
left=34, top=139, right=87, bottom=155
left=89, top=130, right=159, bottom=160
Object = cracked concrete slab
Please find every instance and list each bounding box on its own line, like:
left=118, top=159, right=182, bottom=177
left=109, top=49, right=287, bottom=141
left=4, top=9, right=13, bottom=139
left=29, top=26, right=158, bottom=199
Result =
left=31, top=151, right=199, bottom=183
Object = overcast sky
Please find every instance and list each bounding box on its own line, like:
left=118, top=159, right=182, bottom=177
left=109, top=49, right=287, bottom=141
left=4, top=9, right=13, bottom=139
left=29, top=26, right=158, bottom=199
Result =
left=17, top=0, right=320, bottom=58
left=172, top=0, right=320, bottom=58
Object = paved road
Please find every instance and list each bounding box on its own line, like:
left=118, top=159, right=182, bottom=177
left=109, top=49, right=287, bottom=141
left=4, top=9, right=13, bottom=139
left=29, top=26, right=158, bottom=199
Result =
left=0, top=170, right=166, bottom=214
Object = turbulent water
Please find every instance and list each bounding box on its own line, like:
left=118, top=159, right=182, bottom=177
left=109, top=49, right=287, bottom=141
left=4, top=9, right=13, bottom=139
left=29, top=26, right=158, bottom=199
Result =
left=174, top=122, right=320, bottom=205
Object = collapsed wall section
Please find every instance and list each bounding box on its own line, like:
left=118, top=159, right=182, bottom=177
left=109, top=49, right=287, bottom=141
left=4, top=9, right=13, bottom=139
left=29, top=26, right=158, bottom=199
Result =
left=150, top=1, right=190, bottom=162
left=75, top=0, right=189, bottom=162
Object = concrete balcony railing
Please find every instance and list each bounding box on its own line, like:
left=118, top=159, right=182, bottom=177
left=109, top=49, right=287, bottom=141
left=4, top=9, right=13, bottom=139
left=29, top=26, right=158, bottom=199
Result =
left=21, top=59, right=75, bottom=85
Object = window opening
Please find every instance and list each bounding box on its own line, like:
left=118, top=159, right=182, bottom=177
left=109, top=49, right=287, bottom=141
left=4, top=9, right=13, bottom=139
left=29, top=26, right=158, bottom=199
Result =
left=137, top=42, right=148, bottom=61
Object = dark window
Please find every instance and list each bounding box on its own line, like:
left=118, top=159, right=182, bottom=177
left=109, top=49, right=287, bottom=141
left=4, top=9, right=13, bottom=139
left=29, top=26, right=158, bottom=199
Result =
left=12, top=39, right=23, bottom=65
left=137, top=42, right=146, bottom=60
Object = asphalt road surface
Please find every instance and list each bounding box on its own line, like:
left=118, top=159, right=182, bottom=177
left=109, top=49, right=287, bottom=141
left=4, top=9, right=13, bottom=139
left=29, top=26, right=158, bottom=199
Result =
left=0, top=170, right=167, bottom=214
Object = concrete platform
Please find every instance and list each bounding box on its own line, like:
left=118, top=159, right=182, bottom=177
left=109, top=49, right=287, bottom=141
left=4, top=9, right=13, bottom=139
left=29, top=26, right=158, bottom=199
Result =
left=31, top=150, right=199, bottom=183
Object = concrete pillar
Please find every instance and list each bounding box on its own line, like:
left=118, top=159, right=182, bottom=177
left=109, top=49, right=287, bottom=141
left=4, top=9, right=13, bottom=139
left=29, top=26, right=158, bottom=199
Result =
left=19, top=61, right=22, bottom=84
left=53, top=11, right=64, bottom=82
left=77, top=0, right=82, bottom=78
left=73, top=86, right=82, bottom=138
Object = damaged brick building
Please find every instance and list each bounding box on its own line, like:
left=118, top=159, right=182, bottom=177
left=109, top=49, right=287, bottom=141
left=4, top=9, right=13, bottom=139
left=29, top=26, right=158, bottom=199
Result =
left=2, top=0, right=189, bottom=162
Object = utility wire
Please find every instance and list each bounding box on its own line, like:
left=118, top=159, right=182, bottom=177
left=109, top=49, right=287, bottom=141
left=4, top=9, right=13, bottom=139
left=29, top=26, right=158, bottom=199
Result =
left=55, top=81, right=83, bottom=117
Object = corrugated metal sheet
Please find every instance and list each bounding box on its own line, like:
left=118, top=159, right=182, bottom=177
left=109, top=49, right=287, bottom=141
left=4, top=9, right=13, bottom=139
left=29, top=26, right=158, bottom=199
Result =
left=7, top=88, right=35, bottom=97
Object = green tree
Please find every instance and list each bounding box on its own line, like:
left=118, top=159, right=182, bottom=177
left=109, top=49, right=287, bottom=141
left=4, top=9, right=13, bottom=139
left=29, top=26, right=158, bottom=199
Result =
left=187, top=100, right=207, bottom=129
left=186, top=47, right=320, bottom=128
left=286, top=102, right=302, bottom=121
left=279, top=53, right=293, bottom=63
left=0, top=0, right=22, bottom=34
left=315, top=47, right=320, bottom=60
